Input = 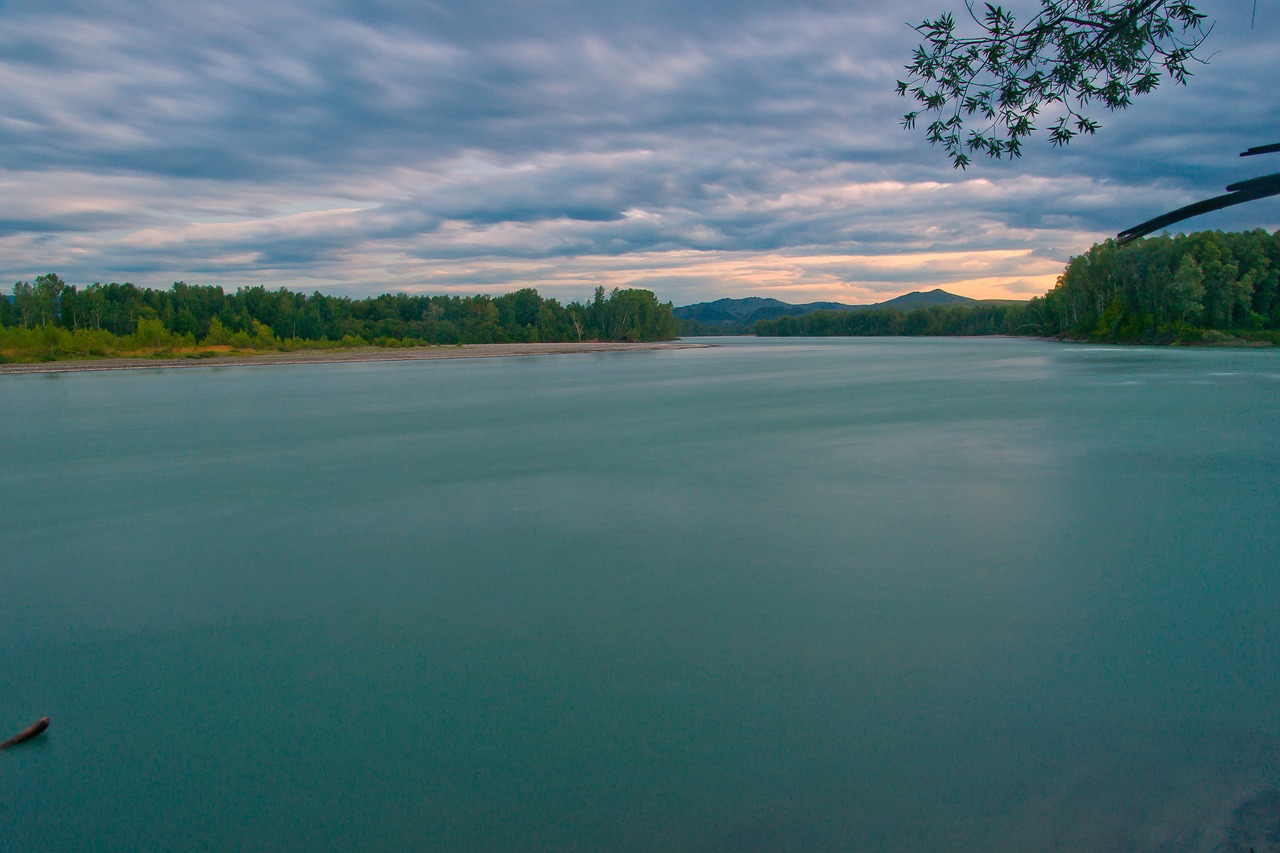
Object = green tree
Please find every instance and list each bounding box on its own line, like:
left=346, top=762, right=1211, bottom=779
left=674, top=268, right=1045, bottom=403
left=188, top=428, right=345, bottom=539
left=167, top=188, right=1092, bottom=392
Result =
left=203, top=316, right=230, bottom=345
left=0, top=288, right=15, bottom=327
left=80, top=285, right=106, bottom=330
left=1195, top=236, right=1244, bottom=328
left=899, top=0, right=1210, bottom=167
left=1166, top=253, right=1205, bottom=324
left=12, top=280, right=36, bottom=328
left=32, top=273, right=66, bottom=328
left=133, top=317, right=172, bottom=349
left=250, top=319, right=278, bottom=349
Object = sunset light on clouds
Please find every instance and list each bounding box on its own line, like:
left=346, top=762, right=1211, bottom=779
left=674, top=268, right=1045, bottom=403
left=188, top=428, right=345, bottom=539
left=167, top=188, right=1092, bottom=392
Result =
left=0, top=0, right=1273, bottom=305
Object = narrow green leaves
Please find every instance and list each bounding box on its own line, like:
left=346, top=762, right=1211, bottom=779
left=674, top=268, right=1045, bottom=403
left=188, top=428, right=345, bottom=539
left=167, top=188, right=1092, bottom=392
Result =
left=899, top=0, right=1211, bottom=168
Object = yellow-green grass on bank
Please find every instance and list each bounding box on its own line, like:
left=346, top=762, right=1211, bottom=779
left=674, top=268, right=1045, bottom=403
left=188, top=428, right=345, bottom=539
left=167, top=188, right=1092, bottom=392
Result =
left=0, top=341, right=710, bottom=375
left=0, top=320, right=427, bottom=365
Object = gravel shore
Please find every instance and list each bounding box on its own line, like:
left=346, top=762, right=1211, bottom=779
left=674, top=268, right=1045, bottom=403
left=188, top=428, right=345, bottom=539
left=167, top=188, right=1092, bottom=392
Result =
left=0, top=340, right=710, bottom=375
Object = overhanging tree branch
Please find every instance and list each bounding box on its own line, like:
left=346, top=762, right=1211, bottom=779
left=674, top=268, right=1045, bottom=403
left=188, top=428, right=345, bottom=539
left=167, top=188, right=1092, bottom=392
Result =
left=1117, top=145, right=1280, bottom=244
left=899, top=0, right=1211, bottom=168
left=1242, top=142, right=1280, bottom=157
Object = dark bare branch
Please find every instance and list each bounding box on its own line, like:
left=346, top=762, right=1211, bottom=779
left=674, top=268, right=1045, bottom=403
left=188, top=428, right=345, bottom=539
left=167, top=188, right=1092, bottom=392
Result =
left=1117, top=172, right=1280, bottom=244
left=1241, top=142, right=1280, bottom=157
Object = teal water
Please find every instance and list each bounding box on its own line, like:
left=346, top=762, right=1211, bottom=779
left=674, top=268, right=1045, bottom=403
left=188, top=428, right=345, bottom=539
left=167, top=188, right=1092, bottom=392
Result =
left=2, top=337, right=1278, bottom=851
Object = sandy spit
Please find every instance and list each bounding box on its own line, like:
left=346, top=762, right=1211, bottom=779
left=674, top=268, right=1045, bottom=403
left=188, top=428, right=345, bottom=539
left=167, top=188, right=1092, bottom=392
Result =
left=0, top=341, right=711, bottom=375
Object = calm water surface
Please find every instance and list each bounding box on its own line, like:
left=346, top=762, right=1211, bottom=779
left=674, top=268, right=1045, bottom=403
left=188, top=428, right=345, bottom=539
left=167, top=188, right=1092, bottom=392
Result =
left=2, top=337, right=1278, bottom=851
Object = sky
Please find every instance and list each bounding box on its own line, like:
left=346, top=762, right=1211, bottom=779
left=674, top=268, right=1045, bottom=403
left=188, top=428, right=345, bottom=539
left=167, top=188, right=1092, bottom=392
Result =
left=0, top=0, right=1275, bottom=306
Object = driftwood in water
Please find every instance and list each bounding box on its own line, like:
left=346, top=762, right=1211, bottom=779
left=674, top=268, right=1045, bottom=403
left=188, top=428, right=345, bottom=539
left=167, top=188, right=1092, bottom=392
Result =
left=0, top=717, right=49, bottom=749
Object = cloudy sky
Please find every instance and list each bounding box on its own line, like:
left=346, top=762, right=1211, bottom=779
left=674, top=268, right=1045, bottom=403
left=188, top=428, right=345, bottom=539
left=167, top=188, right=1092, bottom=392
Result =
left=1, top=0, right=1275, bottom=305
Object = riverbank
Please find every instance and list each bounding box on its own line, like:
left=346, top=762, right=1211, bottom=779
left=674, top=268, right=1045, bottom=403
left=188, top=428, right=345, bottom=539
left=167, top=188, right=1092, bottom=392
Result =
left=0, top=340, right=709, bottom=375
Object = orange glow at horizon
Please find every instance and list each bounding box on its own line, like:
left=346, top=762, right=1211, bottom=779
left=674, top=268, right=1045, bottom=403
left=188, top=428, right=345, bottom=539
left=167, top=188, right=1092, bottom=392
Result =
left=381, top=247, right=1066, bottom=303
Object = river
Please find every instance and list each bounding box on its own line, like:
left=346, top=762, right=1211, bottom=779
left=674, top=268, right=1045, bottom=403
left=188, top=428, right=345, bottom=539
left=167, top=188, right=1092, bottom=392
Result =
left=2, top=337, right=1277, bottom=851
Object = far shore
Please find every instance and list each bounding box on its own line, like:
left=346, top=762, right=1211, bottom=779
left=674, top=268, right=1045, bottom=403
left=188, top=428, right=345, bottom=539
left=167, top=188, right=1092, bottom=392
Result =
left=0, top=340, right=710, bottom=375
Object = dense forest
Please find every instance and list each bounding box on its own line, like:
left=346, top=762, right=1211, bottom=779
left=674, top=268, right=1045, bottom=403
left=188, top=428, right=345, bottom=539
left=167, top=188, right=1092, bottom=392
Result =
left=754, top=229, right=1280, bottom=344
left=753, top=303, right=1033, bottom=337
left=0, top=279, right=676, bottom=361
left=1028, top=229, right=1280, bottom=341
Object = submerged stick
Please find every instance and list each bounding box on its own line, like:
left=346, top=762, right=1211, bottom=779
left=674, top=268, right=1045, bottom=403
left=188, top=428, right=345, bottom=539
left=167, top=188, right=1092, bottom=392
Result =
left=0, top=717, right=50, bottom=749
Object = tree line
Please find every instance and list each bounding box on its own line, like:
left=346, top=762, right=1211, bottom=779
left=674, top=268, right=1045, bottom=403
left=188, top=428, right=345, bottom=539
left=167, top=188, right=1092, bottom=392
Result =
left=1027, top=229, right=1280, bottom=342
left=0, top=278, right=677, bottom=360
left=753, top=303, right=1033, bottom=337
left=754, top=229, right=1280, bottom=344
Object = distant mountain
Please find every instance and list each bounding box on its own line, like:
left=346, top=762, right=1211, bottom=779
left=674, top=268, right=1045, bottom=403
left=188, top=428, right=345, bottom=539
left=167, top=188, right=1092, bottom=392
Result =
left=675, top=289, right=977, bottom=331
left=672, top=297, right=791, bottom=326
left=873, top=289, right=976, bottom=311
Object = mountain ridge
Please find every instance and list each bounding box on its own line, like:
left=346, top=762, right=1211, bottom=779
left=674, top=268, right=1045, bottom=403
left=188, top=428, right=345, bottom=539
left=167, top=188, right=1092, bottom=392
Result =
left=674, top=289, right=983, bottom=331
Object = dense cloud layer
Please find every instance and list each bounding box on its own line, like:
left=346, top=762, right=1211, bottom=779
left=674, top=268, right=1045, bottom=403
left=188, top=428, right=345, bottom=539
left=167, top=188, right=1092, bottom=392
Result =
left=0, top=0, right=1273, bottom=302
